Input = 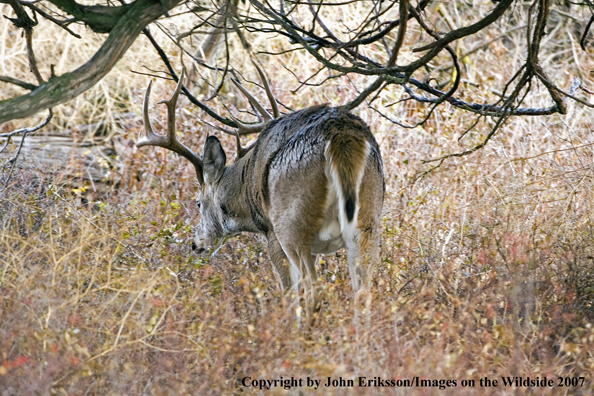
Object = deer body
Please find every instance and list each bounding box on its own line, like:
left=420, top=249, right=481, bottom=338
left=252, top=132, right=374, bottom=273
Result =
left=138, top=69, right=384, bottom=321
left=195, top=105, right=384, bottom=314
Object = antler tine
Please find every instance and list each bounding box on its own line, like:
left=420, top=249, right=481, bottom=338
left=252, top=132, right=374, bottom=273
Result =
left=203, top=119, right=253, bottom=160
left=227, top=111, right=267, bottom=135
left=233, top=129, right=249, bottom=160
left=137, top=69, right=205, bottom=184
left=252, top=61, right=279, bottom=119
left=226, top=61, right=281, bottom=159
left=231, top=77, right=272, bottom=123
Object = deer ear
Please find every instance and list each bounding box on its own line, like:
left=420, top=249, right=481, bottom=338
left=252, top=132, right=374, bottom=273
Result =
left=203, top=136, right=226, bottom=183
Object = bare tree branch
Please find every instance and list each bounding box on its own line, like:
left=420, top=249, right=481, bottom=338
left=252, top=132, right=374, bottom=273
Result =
left=1, top=0, right=592, bottom=165
left=4, top=0, right=44, bottom=83
left=46, top=0, right=133, bottom=33
left=142, top=27, right=239, bottom=129
left=386, top=0, right=408, bottom=68
left=0, top=76, right=37, bottom=91
left=0, top=0, right=183, bottom=124
left=580, top=12, right=594, bottom=50
left=19, top=1, right=81, bottom=38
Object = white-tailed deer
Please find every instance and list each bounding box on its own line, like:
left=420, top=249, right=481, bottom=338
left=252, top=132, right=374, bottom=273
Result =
left=137, top=66, right=384, bottom=321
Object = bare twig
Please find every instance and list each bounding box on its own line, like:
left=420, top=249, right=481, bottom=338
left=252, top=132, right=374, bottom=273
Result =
left=142, top=27, right=239, bottom=128
left=19, top=1, right=82, bottom=38
left=5, top=0, right=43, bottom=83
left=1, top=109, right=53, bottom=191
left=0, top=76, right=37, bottom=91
left=580, top=12, right=594, bottom=50
left=386, top=0, right=408, bottom=68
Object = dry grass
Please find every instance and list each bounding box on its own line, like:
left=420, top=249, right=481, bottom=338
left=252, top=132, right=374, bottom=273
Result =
left=1, top=1, right=594, bottom=395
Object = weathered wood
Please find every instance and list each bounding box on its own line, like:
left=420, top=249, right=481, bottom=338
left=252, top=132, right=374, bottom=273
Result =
left=5, top=134, right=116, bottom=183
left=1, top=113, right=138, bottom=188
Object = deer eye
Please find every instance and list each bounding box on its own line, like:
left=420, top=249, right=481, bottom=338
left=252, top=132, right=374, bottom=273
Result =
left=196, top=201, right=201, bottom=209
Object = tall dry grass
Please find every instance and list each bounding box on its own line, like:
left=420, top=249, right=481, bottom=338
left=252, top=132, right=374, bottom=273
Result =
left=1, top=1, right=594, bottom=394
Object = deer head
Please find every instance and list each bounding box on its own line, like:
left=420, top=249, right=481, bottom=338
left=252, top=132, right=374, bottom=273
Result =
left=137, top=65, right=279, bottom=256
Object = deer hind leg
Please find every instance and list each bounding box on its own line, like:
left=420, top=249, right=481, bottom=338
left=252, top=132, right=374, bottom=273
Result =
left=347, top=159, right=383, bottom=327
left=345, top=225, right=380, bottom=293
left=346, top=154, right=383, bottom=294
left=346, top=226, right=378, bottom=329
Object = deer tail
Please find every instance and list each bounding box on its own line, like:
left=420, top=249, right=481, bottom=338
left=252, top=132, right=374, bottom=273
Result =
left=325, top=132, right=370, bottom=229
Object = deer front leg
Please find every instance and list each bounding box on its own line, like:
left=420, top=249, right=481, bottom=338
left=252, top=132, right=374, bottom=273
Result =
left=301, top=253, right=322, bottom=326
left=267, top=232, right=291, bottom=292
left=267, top=233, right=305, bottom=326
left=283, top=248, right=322, bottom=327
left=269, top=234, right=322, bottom=326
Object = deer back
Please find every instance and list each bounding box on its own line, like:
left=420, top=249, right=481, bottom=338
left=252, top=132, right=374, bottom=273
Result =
left=241, top=104, right=384, bottom=240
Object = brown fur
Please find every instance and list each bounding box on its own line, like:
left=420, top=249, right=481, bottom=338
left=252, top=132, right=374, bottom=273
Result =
left=190, top=105, right=384, bottom=322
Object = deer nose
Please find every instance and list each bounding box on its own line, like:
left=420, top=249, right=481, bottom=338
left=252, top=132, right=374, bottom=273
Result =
left=191, top=241, right=206, bottom=254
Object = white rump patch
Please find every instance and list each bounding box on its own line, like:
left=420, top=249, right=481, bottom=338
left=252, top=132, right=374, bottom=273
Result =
left=323, top=140, right=370, bottom=243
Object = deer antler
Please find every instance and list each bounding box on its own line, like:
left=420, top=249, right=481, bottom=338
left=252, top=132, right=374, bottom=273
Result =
left=252, top=61, right=279, bottom=119
left=137, top=69, right=205, bottom=185
left=227, top=61, right=279, bottom=159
